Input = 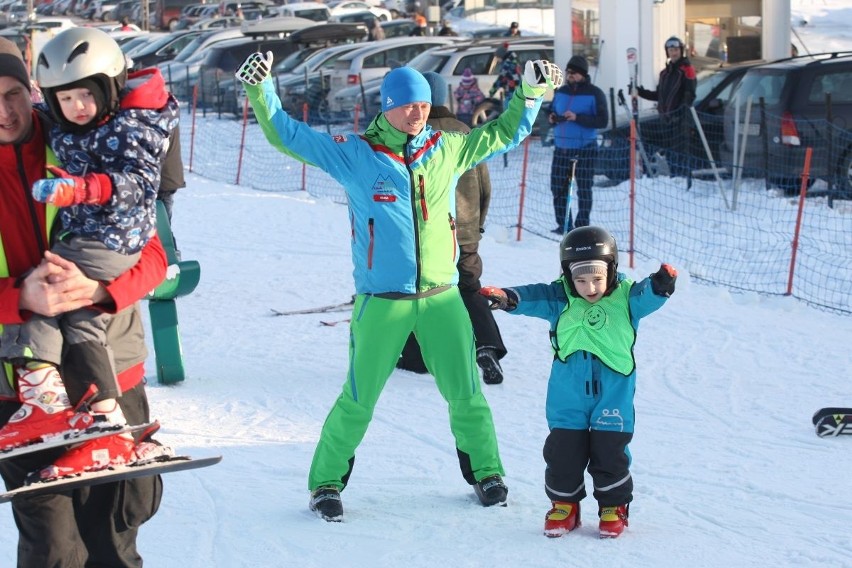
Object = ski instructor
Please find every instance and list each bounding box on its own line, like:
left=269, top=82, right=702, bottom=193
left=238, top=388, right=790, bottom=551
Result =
left=236, top=51, right=563, bottom=521
left=633, top=36, right=697, bottom=178
left=0, top=37, right=167, bottom=566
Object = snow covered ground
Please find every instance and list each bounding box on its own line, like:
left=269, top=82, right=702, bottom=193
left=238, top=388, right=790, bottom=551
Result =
left=1, top=2, right=851, bottom=566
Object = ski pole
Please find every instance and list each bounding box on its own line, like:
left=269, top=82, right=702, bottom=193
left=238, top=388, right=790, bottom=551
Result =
left=564, top=158, right=577, bottom=234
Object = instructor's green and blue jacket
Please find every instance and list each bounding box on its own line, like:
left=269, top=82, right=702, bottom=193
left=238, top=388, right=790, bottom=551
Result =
left=505, top=273, right=668, bottom=432
left=245, top=79, right=542, bottom=295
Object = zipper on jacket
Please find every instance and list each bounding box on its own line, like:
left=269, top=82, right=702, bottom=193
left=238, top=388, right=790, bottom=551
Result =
left=16, top=145, right=46, bottom=254
left=418, top=175, right=428, bottom=221
left=405, top=141, right=422, bottom=289
left=448, top=213, right=457, bottom=262
left=367, top=218, right=374, bottom=269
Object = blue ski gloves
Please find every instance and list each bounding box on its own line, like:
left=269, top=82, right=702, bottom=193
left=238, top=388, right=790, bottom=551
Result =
left=480, top=286, right=519, bottom=311
left=650, top=264, right=678, bottom=297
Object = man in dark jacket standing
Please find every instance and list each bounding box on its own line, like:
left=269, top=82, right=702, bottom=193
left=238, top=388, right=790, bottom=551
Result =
left=396, top=71, right=507, bottom=384
left=634, top=36, right=697, bottom=178
left=548, top=55, right=608, bottom=233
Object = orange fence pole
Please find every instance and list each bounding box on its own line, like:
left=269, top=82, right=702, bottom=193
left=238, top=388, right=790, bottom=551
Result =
left=353, top=104, right=360, bottom=132
left=516, top=137, right=530, bottom=241
left=786, top=147, right=813, bottom=296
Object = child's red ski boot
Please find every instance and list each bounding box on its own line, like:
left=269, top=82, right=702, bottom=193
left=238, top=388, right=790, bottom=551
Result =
left=543, top=501, right=580, bottom=537
left=598, top=504, right=629, bottom=538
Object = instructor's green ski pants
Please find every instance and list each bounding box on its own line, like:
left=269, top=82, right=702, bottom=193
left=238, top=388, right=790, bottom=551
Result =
left=308, top=287, right=504, bottom=491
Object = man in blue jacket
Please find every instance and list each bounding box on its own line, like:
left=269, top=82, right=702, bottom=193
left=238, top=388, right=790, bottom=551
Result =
left=548, top=55, right=608, bottom=233
left=236, top=51, right=563, bottom=522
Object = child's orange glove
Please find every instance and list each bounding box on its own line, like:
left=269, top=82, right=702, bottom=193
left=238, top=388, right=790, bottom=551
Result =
left=31, top=166, right=111, bottom=207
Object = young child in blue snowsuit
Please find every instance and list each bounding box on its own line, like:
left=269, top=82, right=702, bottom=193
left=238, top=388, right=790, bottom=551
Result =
left=480, top=226, right=677, bottom=539
left=0, top=28, right=178, bottom=477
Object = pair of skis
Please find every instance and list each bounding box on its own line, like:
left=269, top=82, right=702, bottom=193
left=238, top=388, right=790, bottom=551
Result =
left=0, top=422, right=221, bottom=503
left=270, top=297, right=355, bottom=317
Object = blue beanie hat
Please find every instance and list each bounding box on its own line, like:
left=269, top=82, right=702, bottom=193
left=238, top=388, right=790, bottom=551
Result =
left=380, top=67, right=431, bottom=112
left=422, top=71, right=448, bottom=107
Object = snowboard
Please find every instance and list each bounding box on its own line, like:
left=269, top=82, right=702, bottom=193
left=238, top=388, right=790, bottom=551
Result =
left=812, top=408, right=852, bottom=437
left=0, top=421, right=158, bottom=462
left=0, top=455, right=223, bottom=504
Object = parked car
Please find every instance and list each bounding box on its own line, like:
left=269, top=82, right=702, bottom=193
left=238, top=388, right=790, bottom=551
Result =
left=264, top=41, right=366, bottom=118
left=152, top=0, right=200, bottom=30
left=173, top=3, right=206, bottom=30
left=328, top=1, right=391, bottom=21
left=326, top=36, right=462, bottom=112
left=93, top=0, right=118, bottom=21
left=127, top=29, right=204, bottom=70
left=191, top=35, right=300, bottom=107
left=159, top=27, right=244, bottom=93
left=720, top=51, right=852, bottom=196
left=332, top=39, right=553, bottom=119
left=228, top=24, right=367, bottom=116
left=380, top=0, right=417, bottom=19
left=379, top=17, right=415, bottom=38
left=270, top=1, right=329, bottom=22
left=1, top=3, right=32, bottom=27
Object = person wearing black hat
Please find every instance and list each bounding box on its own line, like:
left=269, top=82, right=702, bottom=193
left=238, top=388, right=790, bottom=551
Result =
left=505, top=21, right=521, bottom=36
left=547, top=55, right=608, bottom=233
left=633, top=36, right=697, bottom=178
left=0, top=36, right=171, bottom=567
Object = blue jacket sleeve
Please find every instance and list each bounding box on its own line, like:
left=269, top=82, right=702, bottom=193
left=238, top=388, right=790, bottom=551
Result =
left=628, top=276, right=668, bottom=326
left=504, top=281, right=567, bottom=327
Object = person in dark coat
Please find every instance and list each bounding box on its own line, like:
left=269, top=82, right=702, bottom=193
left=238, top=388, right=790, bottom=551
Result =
left=634, top=36, right=697, bottom=178
left=396, top=71, right=508, bottom=384
left=547, top=55, right=608, bottom=233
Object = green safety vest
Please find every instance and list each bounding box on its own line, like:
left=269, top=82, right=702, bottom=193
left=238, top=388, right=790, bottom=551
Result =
left=550, top=277, right=637, bottom=376
left=0, top=148, right=59, bottom=390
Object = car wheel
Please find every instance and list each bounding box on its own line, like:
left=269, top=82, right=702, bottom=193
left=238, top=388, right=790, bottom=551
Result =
left=471, top=99, right=501, bottom=127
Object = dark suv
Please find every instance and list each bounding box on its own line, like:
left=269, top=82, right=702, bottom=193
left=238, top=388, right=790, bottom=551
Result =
left=720, top=52, right=852, bottom=196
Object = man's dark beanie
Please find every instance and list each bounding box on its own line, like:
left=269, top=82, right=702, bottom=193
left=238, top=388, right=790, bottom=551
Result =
left=0, top=38, right=31, bottom=91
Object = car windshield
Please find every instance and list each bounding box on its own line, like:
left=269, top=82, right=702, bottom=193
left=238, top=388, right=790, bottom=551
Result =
left=694, top=68, right=730, bottom=104
left=408, top=51, right=449, bottom=73
left=127, top=33, right=182, bottom=57
left=275, top=48, right=318, bottom=74
left=173, top=33, right=218, bottom=63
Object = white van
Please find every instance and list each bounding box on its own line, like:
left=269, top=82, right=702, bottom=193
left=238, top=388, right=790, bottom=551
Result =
left=270, top=1, right=330, bottom=22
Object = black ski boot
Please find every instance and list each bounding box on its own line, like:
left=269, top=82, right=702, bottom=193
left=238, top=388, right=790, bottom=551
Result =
left=474, top=474, right=508, bottom=507
left=309, top=486, right=343, bottom=522
left=477, top=348, right=504, bottom=385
